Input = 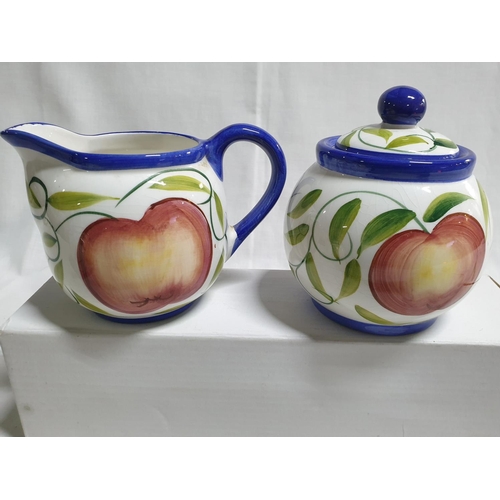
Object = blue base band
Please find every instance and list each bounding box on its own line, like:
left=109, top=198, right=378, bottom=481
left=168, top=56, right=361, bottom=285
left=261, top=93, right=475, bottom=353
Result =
left=312, top=300, right=437, bottom=336
left=95, top=300, right=198, bottom=324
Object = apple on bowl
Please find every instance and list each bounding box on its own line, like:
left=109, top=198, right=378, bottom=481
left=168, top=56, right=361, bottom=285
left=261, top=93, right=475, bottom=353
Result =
left=368, top=213, right=486, bottom=316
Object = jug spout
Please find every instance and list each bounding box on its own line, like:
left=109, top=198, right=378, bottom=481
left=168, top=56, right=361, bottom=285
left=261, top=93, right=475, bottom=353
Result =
left=1, top=122, right=86, bottom=166
left=1, top=122, right=206, bottom=171
left=2, top=122, right=76, bottom=150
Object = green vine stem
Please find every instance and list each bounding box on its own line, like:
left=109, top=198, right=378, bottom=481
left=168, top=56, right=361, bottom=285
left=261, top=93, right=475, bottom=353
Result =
left=287, top=189, right=429, bottom=302
left=116, top=166, right=227, bottom=242
left=55, top=211, right=116, bottom=232
left=33, top=166, right=227, bottom=249
left=43, top=217, right=61, bottom=263
left=357, top=128, right=439, bottom=153
left=313, top=232, right=353, bottom=263
left=30, top=167, right=229, bottom=297
left=348, top=190, right=429, bottom=233
left=28, top=176, right=49, bottom=220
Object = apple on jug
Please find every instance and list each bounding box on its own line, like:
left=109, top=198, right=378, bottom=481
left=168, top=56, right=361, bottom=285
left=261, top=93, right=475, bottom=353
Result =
left=284, top=86, right=492, bottom=335
left=1, top=123, right=286, bottom=322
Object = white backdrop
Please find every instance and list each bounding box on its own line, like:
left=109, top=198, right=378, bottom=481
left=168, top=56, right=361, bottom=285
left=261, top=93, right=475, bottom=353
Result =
left=1, top=62, right=499, bottom=323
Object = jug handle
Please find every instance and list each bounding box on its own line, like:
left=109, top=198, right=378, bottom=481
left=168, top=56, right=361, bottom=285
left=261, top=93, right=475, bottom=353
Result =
left=206, top=123, right=287, bottom=255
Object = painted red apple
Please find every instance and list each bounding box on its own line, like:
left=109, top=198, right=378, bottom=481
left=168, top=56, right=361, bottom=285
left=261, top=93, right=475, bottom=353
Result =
left=77, top=198, right=213, bottom=314
left=368, top=213, right=486, bottom=316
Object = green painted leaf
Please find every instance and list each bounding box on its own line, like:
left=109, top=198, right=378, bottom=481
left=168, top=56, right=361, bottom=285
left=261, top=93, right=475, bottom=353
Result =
left=433, top=137, right=457, bottom=149
left=53, top=260, right=64, bottom=286
left=42, top=232, right=57, bottom=248
left=477, top=181, right=490, bottom=236
left=27, top=185, right=42, bottom=209
left=355, top=305, right=396, bottom=325
left=305, top=252, right=333, bottom=302
left=423, top=192, right=472, bottom=223
left=150, top=175, right=210, bottom=194
left=47, top=192, right=119, bottom=210
left=386, top=135, right=428, bottom=149
left=363, top=127, right=393, bottom=142
left=287, top=189, right=322, bottom=219
left=339, top=130, right=357, bottom=148
left=336, top=259, right=361, bottom=301
left=329, top=198, right=361, bottom=260
left=357, top=209, right=416, bottom=257
left=213, top=191, right=224, bottom=228
left=71, top=291, right=110, bottom=315
left=286, top=224, right=309, bottom=245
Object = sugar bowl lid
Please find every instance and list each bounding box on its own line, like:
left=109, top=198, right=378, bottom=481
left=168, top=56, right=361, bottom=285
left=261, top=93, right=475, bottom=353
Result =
left=317, top=86, right=476, bottom=182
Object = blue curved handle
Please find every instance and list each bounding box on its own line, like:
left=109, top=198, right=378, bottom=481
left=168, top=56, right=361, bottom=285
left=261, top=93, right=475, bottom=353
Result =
left=206, top=123, right=287, bottom=255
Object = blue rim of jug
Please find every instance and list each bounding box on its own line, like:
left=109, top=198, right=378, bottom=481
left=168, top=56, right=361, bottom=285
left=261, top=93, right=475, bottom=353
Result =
left=1, top=122, right=207, bottom=171
left=316, top=136, right=476, bottom=182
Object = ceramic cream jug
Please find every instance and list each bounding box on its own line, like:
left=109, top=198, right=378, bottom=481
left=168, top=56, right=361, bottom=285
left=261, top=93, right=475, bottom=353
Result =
left=284, top=86, right=492, bottom=335
left=2, top=122, right=286, bottom=322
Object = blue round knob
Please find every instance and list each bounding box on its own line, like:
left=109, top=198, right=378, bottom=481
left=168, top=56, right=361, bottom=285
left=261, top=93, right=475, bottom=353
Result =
left=378, top=86, right=426, bottom=125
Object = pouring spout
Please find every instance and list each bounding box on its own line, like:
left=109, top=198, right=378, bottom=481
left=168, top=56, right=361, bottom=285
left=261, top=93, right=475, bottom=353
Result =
left=1, top=122, right=83, bottom=154
left=2, top=122, right=206, bottom=171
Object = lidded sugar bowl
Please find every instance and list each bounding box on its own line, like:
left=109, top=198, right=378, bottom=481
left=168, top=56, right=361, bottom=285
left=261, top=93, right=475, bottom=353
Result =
left=284, top=85, right=492, bottom=335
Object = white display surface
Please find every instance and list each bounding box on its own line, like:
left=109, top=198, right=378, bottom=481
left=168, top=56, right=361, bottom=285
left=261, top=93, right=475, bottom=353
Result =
left=1, top=269, right=499, bottom=437
left=0, top=346, right=22, bottom=436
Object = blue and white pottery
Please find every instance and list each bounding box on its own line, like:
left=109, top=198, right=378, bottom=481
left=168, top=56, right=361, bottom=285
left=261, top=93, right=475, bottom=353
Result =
left=284, top=86, right=492, bottom=335
left=2, top=123, right=287, bottom=322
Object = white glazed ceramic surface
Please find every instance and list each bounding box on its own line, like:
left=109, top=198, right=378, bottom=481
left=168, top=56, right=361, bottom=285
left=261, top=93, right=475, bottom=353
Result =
left=284, top=85, right=492, bottom=334
left=338, top=124, right=459, bottom=155
left=284, top=164, right=492, bottom=328
left=2, top=122, right=286, bottom=322
left=23, top=148, right=230, bottom=320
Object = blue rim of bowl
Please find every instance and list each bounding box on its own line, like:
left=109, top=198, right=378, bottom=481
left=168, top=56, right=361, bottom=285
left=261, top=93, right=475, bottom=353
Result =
left=316, top=136, right=476, bottom=182
left=1, top=122, right=206, bottom=171
left=312, top=300, right=437, bottom=336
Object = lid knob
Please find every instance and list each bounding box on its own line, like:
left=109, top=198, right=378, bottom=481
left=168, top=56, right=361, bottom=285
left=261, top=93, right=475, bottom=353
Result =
left=377, top=86, right=426, bottom=126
